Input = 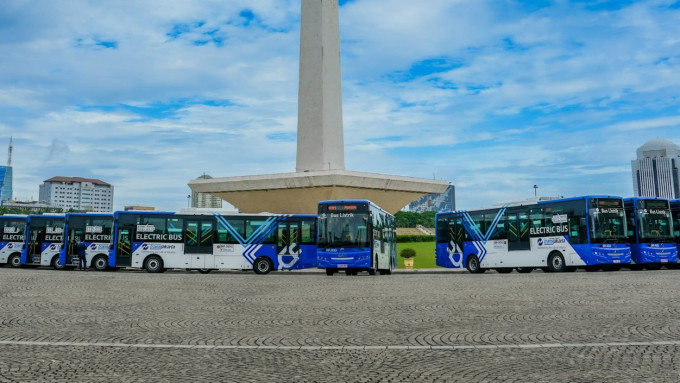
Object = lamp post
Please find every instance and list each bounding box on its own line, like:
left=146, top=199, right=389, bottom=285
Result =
left=187, top=194, right=191, bottom=208
left=533, top=185, right=538, bottom=197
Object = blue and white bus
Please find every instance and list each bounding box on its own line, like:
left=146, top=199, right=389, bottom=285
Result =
left=0, top=215, right=27, bottom=267
left=58, top=213, right=114, bottom=270
left=672, top=200, right=680, bottom=260
left=19, top=214, right=65, bottom=268
left=109, top=211, right=317, bottom=274
left=436, top=196, right=631, bottom=273
left=317, top=200, right=396, bottom=276
left=623, top=198, right=678, bottom=269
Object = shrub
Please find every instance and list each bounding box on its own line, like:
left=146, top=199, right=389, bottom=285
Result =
left=397, top=235, right=435, bottom=243
left=400, top=248, right=416, bottom=259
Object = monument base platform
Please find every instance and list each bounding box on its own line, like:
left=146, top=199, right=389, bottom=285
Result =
left=188, top=170, right=449, bottom=214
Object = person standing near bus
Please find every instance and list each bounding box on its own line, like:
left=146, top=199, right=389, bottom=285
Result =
left=77, top=240, right=88, bottom=271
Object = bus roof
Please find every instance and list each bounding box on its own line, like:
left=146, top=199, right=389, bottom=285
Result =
left=436, top=195, right=626, bottom=217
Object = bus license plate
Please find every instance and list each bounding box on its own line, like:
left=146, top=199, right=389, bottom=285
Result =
left=613, top=260, right=620, bottom=263
left=338, top=264, right=348, bottom=268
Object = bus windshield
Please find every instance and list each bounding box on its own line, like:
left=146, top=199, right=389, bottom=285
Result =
left=318, top=213, right=370, bottom=249
left=589, top=199, right=627, bottom=243
left=638, top=202, right=673, bottom=241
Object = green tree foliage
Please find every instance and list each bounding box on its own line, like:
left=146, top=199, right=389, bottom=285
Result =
left=395, top=211, right=437, bottom=228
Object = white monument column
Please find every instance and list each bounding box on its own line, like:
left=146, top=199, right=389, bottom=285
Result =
left=296, top=0, right=345, bottom=172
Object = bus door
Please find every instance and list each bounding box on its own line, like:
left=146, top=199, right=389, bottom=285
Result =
left=27, top=226, right=45, bottom=264
left=115, top=225, right=134, bottom=267
left=185, top=219, right=214, bottom=268
left=508, top=212, right=530, bottom=251
left=277, top=220, right=301, bottom=268
left=67, top=227, right=85, bottom=263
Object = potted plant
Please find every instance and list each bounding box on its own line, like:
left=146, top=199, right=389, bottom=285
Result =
left=400, top=248, right=416, bottom=269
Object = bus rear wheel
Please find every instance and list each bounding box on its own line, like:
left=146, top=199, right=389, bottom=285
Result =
left=197, top=269, right=212, bottom=274
left=253, top=257, right=273, bottom=275
left=144, top=255, right=164, bottom=273
left=51, top=255, right=65, bottom=270
left=548, top=252, right=566, bottom=272
left=466, top=255, right=484, bottom=274
left=93, top=256, right=108, bottom=271
left=8, top=254, right=22, bottom=268
left=496, top=268, right=513, bottom=274
left=516, top=267, right=533, bottom=273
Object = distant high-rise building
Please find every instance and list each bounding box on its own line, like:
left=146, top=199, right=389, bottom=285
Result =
left=39, top=176, right=114, bottom=212
left=191, top=174, right=222, bottom=208
left=0, top=166, right=12, bottom=202
left=406, top=185, right=455, bottom=213
left=1, top=137, right=13, bottom=203
left=631, top=139, right=680, bottom=199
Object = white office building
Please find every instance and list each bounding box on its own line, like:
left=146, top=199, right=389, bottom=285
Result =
left=190, top=174, right=222, bottom=209
left=631, top=139, right=680, bottom=200
left=39, top=176, right=114, bottom=212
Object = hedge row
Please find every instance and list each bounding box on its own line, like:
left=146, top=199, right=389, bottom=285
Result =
left=396, top=235, right=435, bottom=243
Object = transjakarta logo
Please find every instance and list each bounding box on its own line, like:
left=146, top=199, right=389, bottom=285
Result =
left=137, top=224, right=155, bottom=233
left=538, top=237, right=567, bottom=246
left=46, top=227, right=63, bottom=234
left=86, top=226, right=103, bottom=233
left=90, top=244, right=97, bottom=250
left=142, top=244, right=149, bottom=250
left=50, top=244, right=57, bottom=250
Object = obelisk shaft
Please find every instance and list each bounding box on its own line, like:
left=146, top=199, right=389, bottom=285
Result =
left=296, top=0, right=345, bottom=172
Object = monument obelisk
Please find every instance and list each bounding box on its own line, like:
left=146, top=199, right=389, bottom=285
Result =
left=189, top=0, right=449, bottom=214
left=297, top=0, right=344, bottom=172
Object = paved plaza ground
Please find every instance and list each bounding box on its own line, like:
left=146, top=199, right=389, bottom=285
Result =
left=1, top=267, right=680, bottom=382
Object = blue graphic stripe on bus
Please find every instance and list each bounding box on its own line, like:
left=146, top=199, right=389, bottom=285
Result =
left=213, top=214, right=290, bottom=264
left=213, top=214, right=247, bottom=244
left=459, top=207, right=507, bottom=263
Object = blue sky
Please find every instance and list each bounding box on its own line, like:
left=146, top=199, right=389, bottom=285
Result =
left=1, top=0, right=679, bottom=211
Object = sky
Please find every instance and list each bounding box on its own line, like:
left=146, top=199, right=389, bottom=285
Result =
left=1, top=0, right=680, bottom=211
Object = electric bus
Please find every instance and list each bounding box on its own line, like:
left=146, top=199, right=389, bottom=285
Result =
left=58, top=213, right=114, bottom=270
left=0, top=215, right=27, bottom=267
left=623, top=198, right=677, bottom=269
left=672, top=200, right=680, bottom=260
left=317, top=200, right=396, bottom=276
left=435, top=196, right=631, bottom=273
left=109, top=210, right=317, bottom=274
left=17, top=214, right=65, bottom=268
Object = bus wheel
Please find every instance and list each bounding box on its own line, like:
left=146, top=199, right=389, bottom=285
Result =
left=516, top=267, right=533, bottom=273
left=51, top=256, right=65, bottom=270
left=253, top=257, right=273, bottom=275
left=8, top=254, right=22, bottom=268
left=548, top=252, right=566, bottom=272
left=144, top=256, right=164, bottom=273
left=197, top=269, right=212, bottom=274
left=496, top=268, right=513, bottom=274
left=93, top=256, right=108, bottom=271
left=466, top=255, right=483, bottom=274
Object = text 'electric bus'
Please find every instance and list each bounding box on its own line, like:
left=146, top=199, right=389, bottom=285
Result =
left=623, top=198, right=677, bottom=269
left=109, top=211, right=317, bottom=274
left=19, top=214, right=65, bottom=268
left=59, top=213, right=114, bottom=270
left=436, top=196, right=632, bottom=273
left=317, top=200, right=396, bottom=276
left=0, top=215, right=27, bottom=267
